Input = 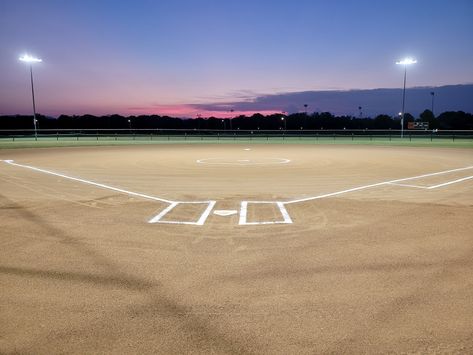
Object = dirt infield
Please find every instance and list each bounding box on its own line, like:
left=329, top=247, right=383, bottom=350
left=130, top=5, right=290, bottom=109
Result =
left=1, top=144, right=472, bottom=354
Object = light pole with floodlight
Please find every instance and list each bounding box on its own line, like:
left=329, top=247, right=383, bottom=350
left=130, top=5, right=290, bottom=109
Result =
left=281, top=112, right=287, bottom=130
left=396, top=57, right=417, bottom=138
left=281, top=116, right=286, bottom=130
left=19, top=54, right=42, bottom=140
left=430, top=91, right=435, bottom=116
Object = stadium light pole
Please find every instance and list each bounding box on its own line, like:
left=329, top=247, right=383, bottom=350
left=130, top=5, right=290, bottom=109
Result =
left=229, top=109, right=234, bottom=130
left=19, top=54, right=42, bottom=140
left=430, top=91, right=435, bottom=116
left=281, top=116, right=286, bottom=130
left=396, top=57, right=417, bottom=138
left=281, top=111, right=287, bottom=130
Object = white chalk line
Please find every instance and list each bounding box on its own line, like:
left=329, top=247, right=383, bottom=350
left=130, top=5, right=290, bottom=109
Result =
left=239, top=166, right=473, bottom=225
left=285, top=165, right=473, bottom=204
left=239, top=201, right=293, bottom=225
left=2, top=159, right=216, bottom=226
left=388, top=175, right=473, bottom=190
left=388, top=182, right=428, bottom=189
left=239, top=201, right=248, bottom=225
left=148, top=201, right=217, bottom=225
left=3, top=159, right=472, bottom=226
left=148, top=202, right=178, bottom=223
left=197, top=201, right=217, bottom=225
left=427, top=175, right=473, bottom=189
left=3, top=159, right=174, bottom=204
left=196, top=158, right=290, bottom=165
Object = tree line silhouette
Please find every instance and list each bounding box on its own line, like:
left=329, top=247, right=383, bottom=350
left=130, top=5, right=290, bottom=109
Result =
left=0, top=110, right=472, bottom=131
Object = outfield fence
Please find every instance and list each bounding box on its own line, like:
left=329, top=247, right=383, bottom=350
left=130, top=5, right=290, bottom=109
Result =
left=0, top=128, right=472, bottom=142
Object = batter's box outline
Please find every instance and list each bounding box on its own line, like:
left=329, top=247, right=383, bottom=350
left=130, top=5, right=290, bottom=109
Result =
left=239, top=201, right=293, bottom=225
left=148, top=201, right=216, bottom=225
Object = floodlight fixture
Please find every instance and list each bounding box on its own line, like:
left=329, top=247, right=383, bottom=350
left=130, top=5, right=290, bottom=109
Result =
left=19, top=53, right=43, bottom=140
left=396, top=57, right=417, bottom=138
left=396, top=58, right=417, bottom=65
left=280, top=115, right=287, bottom=130
left=19, top=54, right=42, bottom=63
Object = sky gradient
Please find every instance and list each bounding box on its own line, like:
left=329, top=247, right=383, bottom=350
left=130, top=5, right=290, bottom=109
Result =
left=1, top=0, right=472, bottom=117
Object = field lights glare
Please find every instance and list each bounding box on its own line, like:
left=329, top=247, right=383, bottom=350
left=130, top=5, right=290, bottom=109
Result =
left=19, top=54, right=42, bottom=63
left=396, top=58, right=417, bottom=65
left=18, top=53, right=43, bottom=140
left=396, top=57, right=417, bottom=139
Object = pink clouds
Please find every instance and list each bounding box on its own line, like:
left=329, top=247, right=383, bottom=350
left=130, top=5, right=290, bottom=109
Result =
left=125, top=104, right=281, bottom=118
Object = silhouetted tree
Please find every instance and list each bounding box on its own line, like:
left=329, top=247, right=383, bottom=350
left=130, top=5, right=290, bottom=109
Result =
left=1, top=111, right=472, bottom=131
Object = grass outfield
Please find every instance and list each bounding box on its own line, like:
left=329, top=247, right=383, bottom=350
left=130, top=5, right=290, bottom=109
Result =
left=1, top=135, right=473, bottom=149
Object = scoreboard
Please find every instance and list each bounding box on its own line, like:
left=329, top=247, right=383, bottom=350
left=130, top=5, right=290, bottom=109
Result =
left=407, top=122, right=429, bottom=130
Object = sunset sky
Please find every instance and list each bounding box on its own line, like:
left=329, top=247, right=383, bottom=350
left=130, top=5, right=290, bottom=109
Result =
left=1, top=0, right=472, bottom=117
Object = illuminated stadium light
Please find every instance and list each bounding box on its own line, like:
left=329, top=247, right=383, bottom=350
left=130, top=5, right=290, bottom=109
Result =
left=19, top=53, right=43, bottom=140
left=396, top=58, right=417, bottom=65
left=396, top=57, right=417, bottom=138
left=19, top=54, right=42, bottom=63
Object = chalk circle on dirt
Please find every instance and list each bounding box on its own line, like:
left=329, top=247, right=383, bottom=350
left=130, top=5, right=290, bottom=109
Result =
left=196, top=158, right=291, bottom=165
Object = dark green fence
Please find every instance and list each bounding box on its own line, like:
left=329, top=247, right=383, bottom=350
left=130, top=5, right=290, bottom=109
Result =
left=0, top=128, right=472, bottom=142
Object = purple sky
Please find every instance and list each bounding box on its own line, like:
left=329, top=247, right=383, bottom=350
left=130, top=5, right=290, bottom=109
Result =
left=1, top=0, right=472, bottom=117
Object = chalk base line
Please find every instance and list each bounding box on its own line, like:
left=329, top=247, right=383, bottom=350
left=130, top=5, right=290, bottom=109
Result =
left=2, top=159, right=472, bottom=226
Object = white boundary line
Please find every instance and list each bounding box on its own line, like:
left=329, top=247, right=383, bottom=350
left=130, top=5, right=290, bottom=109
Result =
left=239, top=201, right=293, bottom=225
left=196, top=158, right=291, bottom=165
left=148, top=202, right=178, bottom=223
left=2, top=159, right=173, bottom=203
left=148, top=201, right=217, bottom=225
left=388, top=182, right=428, bottom=189
left=427, top=175, right=473, bottom=189
left=285, top=165, right=473, bottom=204
left=2, top=159, right=217, bottom=226
left=2, top=159, right=472, bottom=226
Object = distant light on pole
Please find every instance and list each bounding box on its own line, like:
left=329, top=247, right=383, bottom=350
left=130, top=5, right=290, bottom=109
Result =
left=281, top=116, right=287, bottom=130
left=395, top=58, right=417, bottom=66
left=396, top=57, right=417, bottom=138
left=19, top=54, right=43, bottom=63
left=229, top=109, right=234, bottom=130
left=281, top=112, right=287, bottom=130
left=19, top=54, right=42, bottom=140
left=430, top=91, right=435, bottom=116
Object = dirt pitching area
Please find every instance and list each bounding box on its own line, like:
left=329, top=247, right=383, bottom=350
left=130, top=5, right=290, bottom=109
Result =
left=1, top=144, right=473, bottom=354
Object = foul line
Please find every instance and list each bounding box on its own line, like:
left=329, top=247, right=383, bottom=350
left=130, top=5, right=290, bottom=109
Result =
left=285, top=165, right=473, bottom=204
left=388, top=182, right=428, bottom=189
left=2, top=159, right=174, bottom=204
left=2, top=159, right=472, bottom=226
left=427, top=175, right=473, bottom=189
left=2, top=159, right=218, bottom=226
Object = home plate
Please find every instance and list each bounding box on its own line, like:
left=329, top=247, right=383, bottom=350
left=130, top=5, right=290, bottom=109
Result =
left=238, top=159, right=250, bottom=163
left=244, top=148, right=251, bottom=151
left=213, top=210, right=238, bottom=216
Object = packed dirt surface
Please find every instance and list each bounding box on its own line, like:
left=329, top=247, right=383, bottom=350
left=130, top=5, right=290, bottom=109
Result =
left=1, top=144, right=472, bottom=354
